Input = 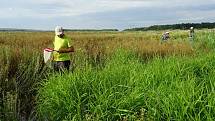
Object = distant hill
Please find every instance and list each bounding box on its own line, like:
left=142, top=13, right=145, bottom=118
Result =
left=0, top=28, right=45, bottom=32
left=0, top=28, right=119, bottom=32
left=2, top=22, right=215, bottom=32
left=64, top=29, right=119, bottom=32
left=124, top=22, right=215, bottom=31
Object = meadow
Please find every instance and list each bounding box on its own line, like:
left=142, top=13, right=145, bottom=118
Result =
left=0, top=29, right=215, bottom=120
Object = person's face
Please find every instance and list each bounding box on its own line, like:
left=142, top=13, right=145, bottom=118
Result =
left=57, top=33, right=64, bottom=38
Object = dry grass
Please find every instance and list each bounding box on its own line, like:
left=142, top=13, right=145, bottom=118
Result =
left=0, top=30, right=197, bottom=120
left=0, top=31, right=194, bottom=58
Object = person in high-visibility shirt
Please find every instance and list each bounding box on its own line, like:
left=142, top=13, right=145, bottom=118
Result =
left=52, top=26, right=74, bottom=72
left=189, top=27, right=195, bottom=41
left=161, top=32, right=170, bottom=42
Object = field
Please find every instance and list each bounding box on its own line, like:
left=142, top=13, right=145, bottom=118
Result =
left=0, top=30, right=215, bottom=120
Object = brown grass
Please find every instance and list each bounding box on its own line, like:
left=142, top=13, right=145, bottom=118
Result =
left=0, top=30, right=195, bottom=120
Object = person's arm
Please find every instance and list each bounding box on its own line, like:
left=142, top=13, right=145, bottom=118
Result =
left=57, top=46, right=74, bottom=53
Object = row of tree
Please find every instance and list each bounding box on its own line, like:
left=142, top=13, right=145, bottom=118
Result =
left=0, top=28, right=119, bottom=32
left=1, top=22, right=215, bottom=32
left=64, top=29, right=119, bottom=32
left=124, top=22, right=215, bottom=31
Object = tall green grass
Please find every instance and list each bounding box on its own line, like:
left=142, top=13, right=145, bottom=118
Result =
left=37, top=49, right=215, bottom=121
left=0, top=47, right=51, bottom=120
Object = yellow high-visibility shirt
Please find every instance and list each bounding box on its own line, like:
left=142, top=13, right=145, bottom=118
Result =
left=53, top=35, right=71, bottom=61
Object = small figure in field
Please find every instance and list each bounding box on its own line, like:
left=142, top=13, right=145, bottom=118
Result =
left=189, top=27, right=195, bottom=41
left=162, top=32, right=170, bottom=42
left=52, top=26, right=74, bottom=72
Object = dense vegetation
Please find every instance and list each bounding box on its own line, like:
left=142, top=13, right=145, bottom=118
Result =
left=125, top=22, right=215, bottom=31
left=38, top=50, right=215, bottom=120
left=2, top=22, right=215, bottom=32
left=0, top=30, right=215, bottom=120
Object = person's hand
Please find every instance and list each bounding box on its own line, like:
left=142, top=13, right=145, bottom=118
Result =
left=53, top=50, right=59, bottom=52
left=56, top=46, right=74, bottom=53
left=69, top=46, right=74, bottom=52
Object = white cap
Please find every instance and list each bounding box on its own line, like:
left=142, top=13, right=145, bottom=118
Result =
left=55, top=26, right=64, bottom=35
left=190, top=27, right=194, bottom=30
left=165, top=32, right=169, bottom=34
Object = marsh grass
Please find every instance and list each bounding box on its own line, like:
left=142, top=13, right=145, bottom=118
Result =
left=0, top=47, right=51, bottom=120
left=37, top=49, right=215, bottom=120
left=0, top=29, right=215, bottom=120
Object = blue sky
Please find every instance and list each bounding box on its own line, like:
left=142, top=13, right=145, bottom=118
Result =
left=1, top=0, right=215, bottom=30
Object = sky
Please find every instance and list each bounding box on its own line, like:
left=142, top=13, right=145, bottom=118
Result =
left=1, top=0, right=215, bottom=30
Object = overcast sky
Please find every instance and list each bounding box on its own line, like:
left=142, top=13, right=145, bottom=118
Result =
left=1, top=0, right=215, bottom=30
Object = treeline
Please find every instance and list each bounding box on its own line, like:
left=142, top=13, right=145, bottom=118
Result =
left=2, top=22, right=215, bottom=32
left=0, top=28, right=119, bottom=32
left=0, top=28, right=44, bottom=32
left=64, top=29, right=119, bottom=32
left=124, top=22, right=215, bottom=31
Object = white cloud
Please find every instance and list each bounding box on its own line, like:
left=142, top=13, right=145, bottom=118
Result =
left=32, top=0, right=153, bottom=17
left=1, top=0, right=215, bottom=29
left=2, top=0, right=215, bottom=18
left=0, top=0, right=160, bottom=18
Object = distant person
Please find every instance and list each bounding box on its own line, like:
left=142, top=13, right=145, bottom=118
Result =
left=189, top=27, right=195, bottom=41
left=162, top=32, right=170, bottom=42
left=52, top=26, right=74, bottom=72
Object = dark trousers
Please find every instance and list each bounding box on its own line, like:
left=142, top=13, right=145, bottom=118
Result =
left=53, top=60, right=71, bottom=72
